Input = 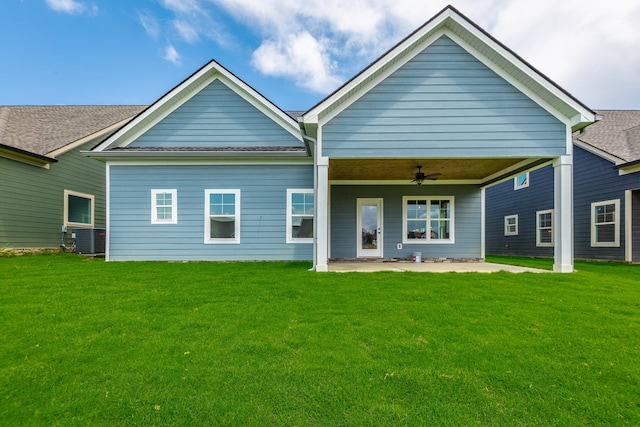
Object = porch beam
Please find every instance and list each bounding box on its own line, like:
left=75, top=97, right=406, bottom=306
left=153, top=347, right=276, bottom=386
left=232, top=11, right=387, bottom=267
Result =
left=553, top=155, right=574, bottom=272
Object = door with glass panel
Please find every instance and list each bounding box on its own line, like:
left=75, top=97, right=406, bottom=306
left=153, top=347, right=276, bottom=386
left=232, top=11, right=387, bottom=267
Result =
left=357, top=198, right=383, bottom=258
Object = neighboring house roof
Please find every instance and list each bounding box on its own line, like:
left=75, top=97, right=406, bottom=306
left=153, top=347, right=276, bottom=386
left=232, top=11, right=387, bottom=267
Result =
left=574, top=110, right=640, bottom=166
left=0, top=105, right=146, bottom=166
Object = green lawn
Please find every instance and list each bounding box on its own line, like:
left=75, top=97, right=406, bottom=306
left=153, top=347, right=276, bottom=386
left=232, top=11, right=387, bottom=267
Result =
left=1, top=253, right=639, bottom=426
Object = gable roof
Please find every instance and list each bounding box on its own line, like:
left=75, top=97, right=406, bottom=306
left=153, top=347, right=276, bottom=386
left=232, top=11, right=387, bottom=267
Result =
left=302, top=5, right=596, bottom=132
left=0, top=105, right=145, bottom=165
left=92, top=60, right=307, bottom=158
left=574, top=110, right=640, bottom=165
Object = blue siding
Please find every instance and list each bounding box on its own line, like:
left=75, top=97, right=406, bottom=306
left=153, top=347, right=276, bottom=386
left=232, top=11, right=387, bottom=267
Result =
left=330, top=185, right=482, bottom=259
left=322, top=36, right=565, bottom=158
left=130, top=80, right=303, bottom=148
left=108, top=164, right=313, bottom=261
left=485, top=167, right=554, bottom=257
left=485, top=146, right=640, bottom=261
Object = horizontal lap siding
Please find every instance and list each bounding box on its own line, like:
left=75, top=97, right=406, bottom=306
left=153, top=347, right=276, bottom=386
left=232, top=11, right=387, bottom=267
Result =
left=0, top=142, right=106, bottom=248
left=330, top=185, right=481, bottom=259
left=108, top=164, right=313, bottom=261
left=484, top=167, right=554, bottom=257
left=322, top=36, right=565, bottom=158
left=131, top=80, right=302, bottom=148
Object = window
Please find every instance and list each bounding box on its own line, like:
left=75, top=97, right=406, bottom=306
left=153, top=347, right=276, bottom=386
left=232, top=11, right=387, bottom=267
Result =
left=504, top=215, right=518, bottom=236
left=536, top=209, right=553, bottom=247
left=64, top=190, right=94, bottom=227
left=287, top=189, right=314, bottom=243
left=591, top=199, right=620, bottom=247
left=514, top=173, right=529, bottom=190
left=403, top=196, right=454, bottom=243
left=151, top=189, right=177, bottom=224
left=205, top=190, right=240, bottom=244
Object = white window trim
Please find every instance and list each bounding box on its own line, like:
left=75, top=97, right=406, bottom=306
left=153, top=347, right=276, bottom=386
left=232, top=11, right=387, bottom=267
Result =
left=151, top=189, right=178, bottom=224
left=536, top=209, right=554, bottom=247
left=286, top=188, right=314, bottom=244
left=591, top=199, right=620, bottom=247
left=402, top=196, right=455, bottom=244
left=514, top=172, right=530, bottom=190
left=504, top=214, right=518, bottom=236
left=204, top=189, right=240, bottom=244
left=63, top=189, right=95, bottom=228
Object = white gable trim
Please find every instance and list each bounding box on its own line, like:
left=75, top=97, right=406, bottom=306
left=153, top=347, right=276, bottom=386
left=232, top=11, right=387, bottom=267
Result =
left=93, top=61, right=301, bottom=152
left=304, top=6, right=595, bottom=129
left=573, top=139, right=624, bottom=165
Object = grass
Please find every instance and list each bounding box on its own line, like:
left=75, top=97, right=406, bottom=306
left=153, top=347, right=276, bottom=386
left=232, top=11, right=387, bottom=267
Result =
left=1, top=253, right=639, bottom=426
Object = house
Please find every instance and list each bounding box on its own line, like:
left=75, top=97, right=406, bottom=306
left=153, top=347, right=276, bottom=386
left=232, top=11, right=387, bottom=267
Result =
left=0, top=105, right=145, bottom=250
left=485, top=110, right=640, bottom=263
left=89, top=6, right=597, bottom=272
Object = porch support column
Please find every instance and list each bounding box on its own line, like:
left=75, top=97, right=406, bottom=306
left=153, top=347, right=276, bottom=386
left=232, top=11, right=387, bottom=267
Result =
left=315, top=157, right=330, bottom=272
left=553, top=155, right=574, bottom=272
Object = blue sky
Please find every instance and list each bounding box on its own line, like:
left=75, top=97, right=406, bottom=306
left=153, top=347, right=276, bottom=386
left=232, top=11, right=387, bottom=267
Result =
left=2, top=0, right=639, bottom=111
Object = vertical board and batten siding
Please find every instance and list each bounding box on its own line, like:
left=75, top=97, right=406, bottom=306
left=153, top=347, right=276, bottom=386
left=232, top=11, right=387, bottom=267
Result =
left=0, top=141, right=106, bottom=248
left=484, top=166, right=554, bottom=257
left=322, top=35, right=566, bottom=159
left=330, top=185, right=481, bottom=259
left=108, top=164, right=313, bottom=261
left=130, top=80, right=302, bottom=148
left=485, top=146, right=640, bottom=261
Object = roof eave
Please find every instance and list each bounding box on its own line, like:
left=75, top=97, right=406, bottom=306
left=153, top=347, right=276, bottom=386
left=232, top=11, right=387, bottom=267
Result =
left=0, top=143, right=58, bottom=167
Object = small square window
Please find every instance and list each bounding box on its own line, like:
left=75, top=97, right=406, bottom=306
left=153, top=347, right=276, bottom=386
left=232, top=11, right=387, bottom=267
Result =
left=151, top=189, right=177, bottom=224
left=64, top=190, right=94, bottom=227
left=514, top=173, right=529, bottom=190
left=504, top=215, right=518, bottom=236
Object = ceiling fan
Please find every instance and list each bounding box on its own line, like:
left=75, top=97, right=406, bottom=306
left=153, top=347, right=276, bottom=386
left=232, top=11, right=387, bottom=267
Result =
left=411, top=165, right=441, bottom=185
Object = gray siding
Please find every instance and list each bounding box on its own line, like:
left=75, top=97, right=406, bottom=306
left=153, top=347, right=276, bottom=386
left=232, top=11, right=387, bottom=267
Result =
left=322, top=35, right=565, bottom=158
left=485, top=146, right=640, bottom=261
left=330, top=185, right=482, bottom=259
left=108, top=163, right=313, bottom=261
left=131, top=80, right=303, bottom=148
left=0, top=141, right=106, bottom=249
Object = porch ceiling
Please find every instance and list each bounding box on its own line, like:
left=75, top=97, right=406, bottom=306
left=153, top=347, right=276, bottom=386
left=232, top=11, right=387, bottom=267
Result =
left=328, top=158, right=531, bottom=181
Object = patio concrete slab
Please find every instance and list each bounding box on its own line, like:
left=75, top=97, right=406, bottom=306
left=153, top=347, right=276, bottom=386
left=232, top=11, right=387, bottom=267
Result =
left=328, top=262, right=547, bottom=273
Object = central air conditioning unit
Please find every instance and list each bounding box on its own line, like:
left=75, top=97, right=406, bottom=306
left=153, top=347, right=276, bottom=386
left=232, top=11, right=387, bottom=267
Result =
left=74, top=228, right=106, bottom=255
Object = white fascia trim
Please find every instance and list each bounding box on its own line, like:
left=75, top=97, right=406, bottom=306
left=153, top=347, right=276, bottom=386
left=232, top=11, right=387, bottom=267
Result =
left=48, top=116, right=137, bottom=158
left=481, top=158, right=554, bottom=188
left=573, top=139, right=624, bottom=166
left=619, top=164, right=640, bottom=176
left=95, top=158, right=313, bottom=167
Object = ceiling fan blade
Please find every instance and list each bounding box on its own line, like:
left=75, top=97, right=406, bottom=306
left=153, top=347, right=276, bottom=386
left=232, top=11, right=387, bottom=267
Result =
left=424, top=173, right=441, bottom=180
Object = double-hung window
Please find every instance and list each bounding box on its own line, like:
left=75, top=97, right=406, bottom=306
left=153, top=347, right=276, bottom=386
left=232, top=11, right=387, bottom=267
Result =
left=287, top=189, right=314, bottom=243
left=536, top=209, right=553, bottom=247
left=205, top=190, right=240, bottom=244
left=151, top=189, right=177, bottom=224
left=591, top=199, right=620, bottom=247
left=403, top=196, right=454, bottom=243
left=504, top=214, right=518, bottom=236
left=64, top=190, right=94, bottom=228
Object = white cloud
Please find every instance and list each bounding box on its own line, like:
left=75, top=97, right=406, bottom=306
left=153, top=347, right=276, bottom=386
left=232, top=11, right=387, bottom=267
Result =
left=138, top=12, right=161, bottom=39
left=173, top=20, right=199, bottom=43
left=45, top=0, right=97, bottom=15
left=251, top=31, right=342, bottom=93
left=163, top=44, right=181, bottom=65
left=152, top=0, right=640, bottom=107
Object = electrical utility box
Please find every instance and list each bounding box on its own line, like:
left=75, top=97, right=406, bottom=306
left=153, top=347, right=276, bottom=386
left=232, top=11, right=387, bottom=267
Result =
left=74, top=228, right=106, bottom=255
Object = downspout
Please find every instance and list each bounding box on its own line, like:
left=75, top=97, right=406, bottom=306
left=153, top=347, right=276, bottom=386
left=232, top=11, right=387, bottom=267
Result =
left=298, top=119, right=318, bottom=270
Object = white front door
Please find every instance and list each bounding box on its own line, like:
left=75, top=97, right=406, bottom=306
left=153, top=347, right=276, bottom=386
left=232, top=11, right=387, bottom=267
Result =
left=357, top=198, right=383, bottom=258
